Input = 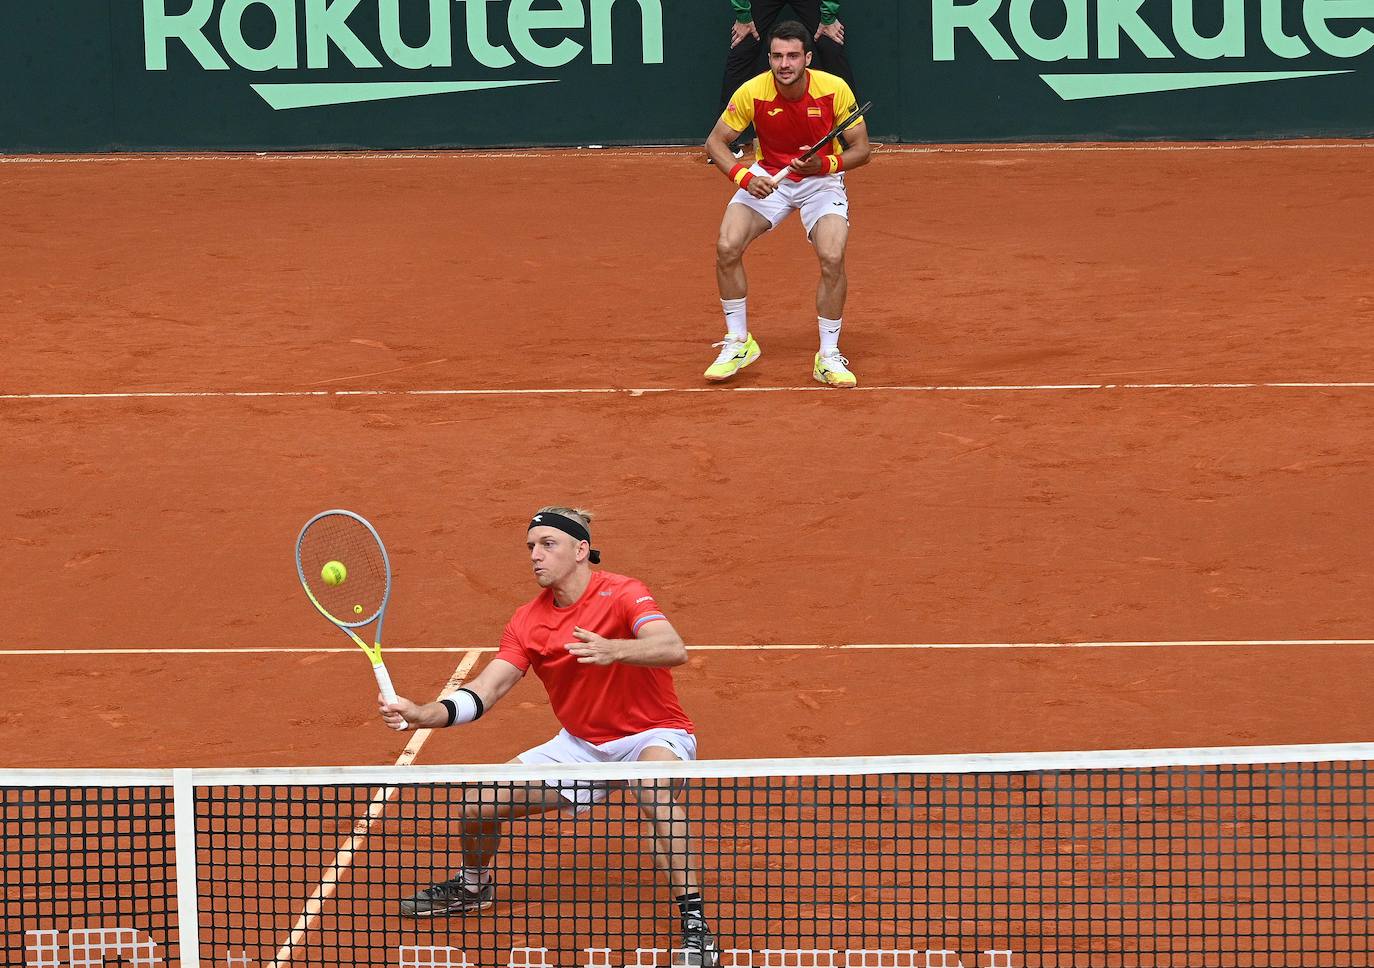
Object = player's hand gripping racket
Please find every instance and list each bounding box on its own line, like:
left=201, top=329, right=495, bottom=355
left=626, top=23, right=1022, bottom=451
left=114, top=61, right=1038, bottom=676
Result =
left=775, top=100, right=872, bottom=180
left=295, top=509, right=407, bottom=730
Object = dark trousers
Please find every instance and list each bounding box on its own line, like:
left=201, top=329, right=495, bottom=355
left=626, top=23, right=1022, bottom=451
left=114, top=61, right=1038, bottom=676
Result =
left=718, top=0, right=856, bottom=115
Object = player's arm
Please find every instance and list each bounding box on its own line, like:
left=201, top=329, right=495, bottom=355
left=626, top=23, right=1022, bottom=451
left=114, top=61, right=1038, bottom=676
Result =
left=827, top=86, right=871, bottom=173
left=378, top=657, right=524, bottom=730
left=564, top=620, right=688, bottom=668
left=838, top=119, right=871, bottom=170
left=706, top=118, right=746, bottom=172
left=706, top=118, right=777, bottom=198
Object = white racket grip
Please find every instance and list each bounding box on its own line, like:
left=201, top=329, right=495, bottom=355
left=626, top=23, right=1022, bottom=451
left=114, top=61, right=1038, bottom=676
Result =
left=373, top=663, right=409, bottom=731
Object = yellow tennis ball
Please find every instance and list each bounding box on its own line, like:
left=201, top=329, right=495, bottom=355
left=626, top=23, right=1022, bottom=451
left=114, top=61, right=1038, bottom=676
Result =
left=353, top=604, right=363, bottom=614
left=321, top=560, right=348, bottom=587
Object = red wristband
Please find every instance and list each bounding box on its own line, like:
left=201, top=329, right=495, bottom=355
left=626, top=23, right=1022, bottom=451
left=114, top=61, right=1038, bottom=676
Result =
left=828, top=154, right=845, bottom=174
left=730, top=163, right=754, bottom=189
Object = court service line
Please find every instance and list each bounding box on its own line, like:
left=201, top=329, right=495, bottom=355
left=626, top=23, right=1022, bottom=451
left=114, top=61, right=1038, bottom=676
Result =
left=265, top=648, right=482, bottom=968
left=6, top=639, right=1374, bottom=657
left=4, top=381, right=1374, bottom=403
left=2, top=141, right=1371, bottom=165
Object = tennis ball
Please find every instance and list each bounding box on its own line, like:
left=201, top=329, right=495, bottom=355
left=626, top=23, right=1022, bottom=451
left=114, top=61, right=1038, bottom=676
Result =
left=321, top=560, right=348, bottom=587
left=353, top=604, right=363, bottom=614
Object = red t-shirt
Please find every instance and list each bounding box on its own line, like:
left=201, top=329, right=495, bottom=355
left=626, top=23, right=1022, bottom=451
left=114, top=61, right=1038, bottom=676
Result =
left=496, top=571, right=694, bottom=744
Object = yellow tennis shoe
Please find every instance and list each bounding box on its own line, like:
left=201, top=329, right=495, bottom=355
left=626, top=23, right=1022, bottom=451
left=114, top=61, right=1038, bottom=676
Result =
left=813, top=350, right=857, bottom=387
left=703, top=334, right=761, bottom=382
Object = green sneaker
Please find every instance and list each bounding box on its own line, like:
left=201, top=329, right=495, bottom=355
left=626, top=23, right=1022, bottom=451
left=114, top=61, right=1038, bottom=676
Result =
left=813, top=350, right=857, bottom=387
left=704, top=334, right=761, bottom=382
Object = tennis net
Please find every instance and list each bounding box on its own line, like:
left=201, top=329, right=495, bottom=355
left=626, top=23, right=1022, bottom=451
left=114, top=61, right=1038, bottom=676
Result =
left=2, top=743, right=1370, bottom=968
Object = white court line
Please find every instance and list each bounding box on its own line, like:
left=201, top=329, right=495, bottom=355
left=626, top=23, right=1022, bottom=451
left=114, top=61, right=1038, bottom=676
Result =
left=265, top=648, right=482, bottom=968
left=4, top=381, right=1374, bottom=402
left=5, top=639, right=1374, bottom=657
left=2, top=141, right=1372, bottom=164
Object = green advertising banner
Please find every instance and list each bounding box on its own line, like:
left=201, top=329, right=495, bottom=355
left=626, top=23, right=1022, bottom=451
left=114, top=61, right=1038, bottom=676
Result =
left=908, top=0, right=1374, bottom=140
left=1, top=0, right=1371, bottom=152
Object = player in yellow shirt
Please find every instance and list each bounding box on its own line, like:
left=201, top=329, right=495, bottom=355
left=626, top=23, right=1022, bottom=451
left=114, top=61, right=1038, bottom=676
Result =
left=703, top=20, right=870, bottom=387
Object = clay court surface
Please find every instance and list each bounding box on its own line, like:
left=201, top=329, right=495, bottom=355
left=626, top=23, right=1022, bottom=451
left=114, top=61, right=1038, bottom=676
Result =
left=2, top=142, right=1372, bottom=770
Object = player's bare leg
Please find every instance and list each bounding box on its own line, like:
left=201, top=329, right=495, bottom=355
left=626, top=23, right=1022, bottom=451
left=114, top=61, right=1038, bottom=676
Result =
left=812, top=213, right=849, bottom=319
left=633, top=744, right=718, bottom=966
left=810, top=213, right=857, bottom=387
left=716, top=203, right=770, bottom=301
left=401, top=769, right=566, bottom=918
left=457, top=776, right=568, bottom=871
left=706, top=204, right=771, bottom=382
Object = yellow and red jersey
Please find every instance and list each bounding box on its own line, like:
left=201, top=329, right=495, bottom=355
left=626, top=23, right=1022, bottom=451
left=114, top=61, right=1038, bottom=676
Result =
left=721, top=69, right=861, bottom=181
left=496, top=571, right=694, bottom=744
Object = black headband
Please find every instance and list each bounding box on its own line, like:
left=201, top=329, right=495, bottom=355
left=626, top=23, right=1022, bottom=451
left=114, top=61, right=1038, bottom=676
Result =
left=528, top=512, right=601, bottom=564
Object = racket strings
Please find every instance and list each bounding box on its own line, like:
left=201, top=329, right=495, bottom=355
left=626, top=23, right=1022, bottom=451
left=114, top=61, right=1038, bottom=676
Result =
left=298, top=515, right=388, bottom=624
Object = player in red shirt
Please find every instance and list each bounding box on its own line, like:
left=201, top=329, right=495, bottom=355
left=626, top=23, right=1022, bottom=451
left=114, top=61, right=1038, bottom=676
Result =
left=704, top=20, right=871, bottom=388
left=380, top=506, right=716, bottom=966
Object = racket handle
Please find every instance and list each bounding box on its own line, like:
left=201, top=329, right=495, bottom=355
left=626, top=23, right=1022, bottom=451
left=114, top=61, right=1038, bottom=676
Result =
left=373, top=663, right=409, bottom=731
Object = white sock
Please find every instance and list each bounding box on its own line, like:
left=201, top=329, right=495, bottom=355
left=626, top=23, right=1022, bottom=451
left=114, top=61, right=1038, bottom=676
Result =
left=721, top=298, right=748, bottom=341
left=819, top=316, right=842, bottom=354
left=462, top=866, right=491, bottom=889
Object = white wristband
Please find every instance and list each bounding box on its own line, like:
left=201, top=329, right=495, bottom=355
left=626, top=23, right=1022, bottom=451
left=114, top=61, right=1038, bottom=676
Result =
left=440, top=687, right=483, bottom=726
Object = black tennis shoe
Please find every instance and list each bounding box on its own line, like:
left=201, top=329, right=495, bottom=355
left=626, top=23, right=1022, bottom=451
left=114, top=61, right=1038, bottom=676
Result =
left=672, top=915, right=720, bottom=967
left=399, top=877, right=494, bottom=917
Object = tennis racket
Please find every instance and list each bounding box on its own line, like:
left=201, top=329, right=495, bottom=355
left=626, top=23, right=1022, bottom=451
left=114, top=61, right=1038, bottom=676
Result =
left=295, top=509, right=406, bottom=729
left=775, top=99, right=872, bottom=180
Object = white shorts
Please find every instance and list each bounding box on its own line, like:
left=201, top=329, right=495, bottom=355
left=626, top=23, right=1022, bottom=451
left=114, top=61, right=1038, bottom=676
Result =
left=517, top=727, right=698, bottom=813
left=729, top=165, right=850, bottom=237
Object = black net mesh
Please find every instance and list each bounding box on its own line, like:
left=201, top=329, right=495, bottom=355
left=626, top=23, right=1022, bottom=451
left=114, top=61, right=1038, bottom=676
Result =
left=3, top=756, right=1371, bottom=967
left=1, top=784, right=179, bottom=967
